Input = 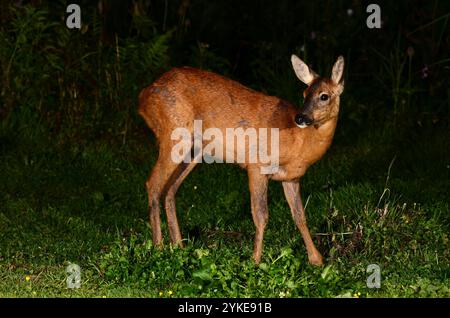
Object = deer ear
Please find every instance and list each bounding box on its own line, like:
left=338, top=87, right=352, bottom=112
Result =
left=291, top=54, right=318, bottom=85
left=331, top=56, right=344, bottom=84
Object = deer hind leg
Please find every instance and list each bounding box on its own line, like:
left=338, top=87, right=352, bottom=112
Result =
left=163, top=149, right=201, bottom=247
left=248, top=168, right=269, bottom=264
left=145, top=146, right=181, bottom=247
left=282, top=180, right=323, bottom=266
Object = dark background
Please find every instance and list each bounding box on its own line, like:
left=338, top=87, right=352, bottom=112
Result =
left=1, top=0, right=449, bottom=136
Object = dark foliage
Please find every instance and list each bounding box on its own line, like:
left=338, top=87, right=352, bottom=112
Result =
left=0, top=0, right=448, bottom=139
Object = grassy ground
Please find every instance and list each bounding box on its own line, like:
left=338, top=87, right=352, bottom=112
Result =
left=0, top=115, right=448, bottom=298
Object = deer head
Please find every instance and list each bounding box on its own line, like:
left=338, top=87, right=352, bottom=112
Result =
left=291, top=55, right=345, bottom=128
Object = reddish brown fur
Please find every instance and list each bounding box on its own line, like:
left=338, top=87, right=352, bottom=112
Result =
left=139, top=58, right=344, bottom=265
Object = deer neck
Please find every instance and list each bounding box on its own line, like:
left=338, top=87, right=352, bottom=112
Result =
left=300, top=115, right=338, bottom=165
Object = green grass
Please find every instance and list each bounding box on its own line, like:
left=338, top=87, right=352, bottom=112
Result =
left=0, top=119, right=448, bottom=298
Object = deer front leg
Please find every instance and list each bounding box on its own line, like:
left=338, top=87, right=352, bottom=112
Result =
left=248, top=168, right=269, bottom=264
left=282, top=180, right=323, bottom=266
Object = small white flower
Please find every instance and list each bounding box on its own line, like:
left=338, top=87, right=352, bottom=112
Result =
left=347, top=9, right=353, bottom=17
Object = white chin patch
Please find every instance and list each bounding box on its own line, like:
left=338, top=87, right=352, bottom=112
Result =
left=296, top=123, right=308, bottom=129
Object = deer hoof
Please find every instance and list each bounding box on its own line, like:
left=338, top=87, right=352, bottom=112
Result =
left=308, top=253, right=324, bottom=266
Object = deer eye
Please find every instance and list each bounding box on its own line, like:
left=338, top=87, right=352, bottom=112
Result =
left=320, top=93, right=329, bottom=101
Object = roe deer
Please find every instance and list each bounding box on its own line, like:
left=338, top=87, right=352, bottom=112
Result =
left=138, top=55, right=345, bottom=265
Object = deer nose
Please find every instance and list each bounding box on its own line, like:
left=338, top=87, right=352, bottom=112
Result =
left=295, top=113, right=313, bottom=128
